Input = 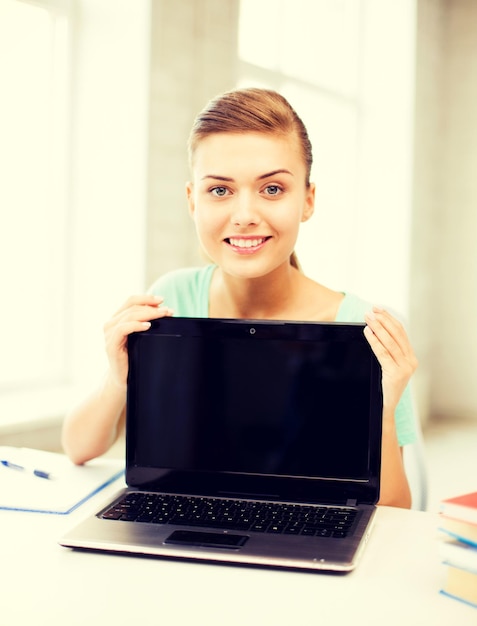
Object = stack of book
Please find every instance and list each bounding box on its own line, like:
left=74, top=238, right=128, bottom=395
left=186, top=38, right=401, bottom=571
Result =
left=438, top=491, right=477, bottom=609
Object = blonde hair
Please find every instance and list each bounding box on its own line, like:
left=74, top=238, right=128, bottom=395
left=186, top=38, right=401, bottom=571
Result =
left=188, top=88, right=312, bottom=271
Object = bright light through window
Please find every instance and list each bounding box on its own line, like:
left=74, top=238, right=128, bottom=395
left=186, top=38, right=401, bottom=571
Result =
left=0, top=0, right=70, bottom=389
left=239, top=0, right=361, bottom=95
left=238, top=0, right=361, bottom=289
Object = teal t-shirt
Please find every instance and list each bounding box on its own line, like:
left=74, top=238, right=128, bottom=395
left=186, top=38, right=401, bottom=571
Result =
left=149, top=264, right=417, bottom=447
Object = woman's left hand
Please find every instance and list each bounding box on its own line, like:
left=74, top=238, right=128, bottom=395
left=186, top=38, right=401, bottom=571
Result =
left=363, top=306, right=418, bottom=413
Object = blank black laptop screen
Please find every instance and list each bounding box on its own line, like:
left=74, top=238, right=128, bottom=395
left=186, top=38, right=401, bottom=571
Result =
left=126, top=318, right=383, bottom=496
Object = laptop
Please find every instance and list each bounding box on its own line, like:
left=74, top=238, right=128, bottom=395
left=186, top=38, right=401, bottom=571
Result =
left=60, top=317, right=383, bottom=573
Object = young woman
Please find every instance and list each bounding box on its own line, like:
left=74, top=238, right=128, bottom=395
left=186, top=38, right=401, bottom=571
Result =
left=62, top=88, right=418, bottom=508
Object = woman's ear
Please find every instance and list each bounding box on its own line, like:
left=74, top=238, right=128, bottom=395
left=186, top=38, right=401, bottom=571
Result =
left=301, top=182, right=315, bottom=223
left=186, top=182, right=195, bottom=218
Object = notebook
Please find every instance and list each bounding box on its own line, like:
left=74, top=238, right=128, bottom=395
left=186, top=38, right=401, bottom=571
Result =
left=60, top=317, right=383, bottom=573
left=0, top=447, right=124, bottom=514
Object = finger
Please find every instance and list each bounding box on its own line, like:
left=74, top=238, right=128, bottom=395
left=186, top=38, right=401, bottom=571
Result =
left=363, top=324, right=391, bottom=364
left=364, top=317, right=418, bottom=377
left=372, top=307, right=409, bottom=343
left=364, top=311, right=404, bottom=364
left=113, top=319, right=153, bottom=339
left=106, top=303, right=174, bottom=331
left=104, top=312, right=175, bottom=355
left=112, top=294, right=165, bottom=317
left=365, top=306, right=417, bottom=362
left=105, top=319, right=150, bottom=352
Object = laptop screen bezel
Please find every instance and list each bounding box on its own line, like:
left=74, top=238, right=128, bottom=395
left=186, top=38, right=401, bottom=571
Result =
left=125, top=317, right=383, bottom=506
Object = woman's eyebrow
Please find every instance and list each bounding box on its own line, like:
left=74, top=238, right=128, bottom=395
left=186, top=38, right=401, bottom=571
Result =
left=201, top=169, right=293, bottom=182
left=257, top=169, right=293, bottom=180
left=201, top=174, right=234, bottom=182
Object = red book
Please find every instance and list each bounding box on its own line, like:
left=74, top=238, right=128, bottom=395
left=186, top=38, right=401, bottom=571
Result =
left=440, top=492, right=477, bottom=525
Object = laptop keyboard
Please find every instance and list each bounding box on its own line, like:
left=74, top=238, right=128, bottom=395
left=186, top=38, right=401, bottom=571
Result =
left=100, top=493, right=357, bottom=538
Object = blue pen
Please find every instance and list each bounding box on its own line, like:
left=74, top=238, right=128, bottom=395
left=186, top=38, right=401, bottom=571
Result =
left=1, top=459, right=53, bottom=480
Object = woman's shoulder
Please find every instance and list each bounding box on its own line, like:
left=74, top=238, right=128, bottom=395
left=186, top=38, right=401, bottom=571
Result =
left=337, top=292, right=408, bottom=325
left=148, top=265, right=215, bottom=317
left=149, top=265, right=214, bottom=291
left=335, top=292, right=372, bottom=323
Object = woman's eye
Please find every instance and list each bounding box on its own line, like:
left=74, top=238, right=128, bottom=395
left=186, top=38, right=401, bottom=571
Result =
left=264, top=185, right=282, bottom=196
left=211, top=186, right=229, bottom=197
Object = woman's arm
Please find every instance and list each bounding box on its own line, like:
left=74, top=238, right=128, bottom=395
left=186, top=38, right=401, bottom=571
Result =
left=364, top=307, right=418, bottom=508
left=61, top=295, right=173, bottom=465
left=61, top=374, right=127, bottom=465
left=378, top=411, right=412, bottom=508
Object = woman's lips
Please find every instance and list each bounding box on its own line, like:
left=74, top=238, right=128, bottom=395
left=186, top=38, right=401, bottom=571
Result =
left=224, top=236, right=271, bottom=254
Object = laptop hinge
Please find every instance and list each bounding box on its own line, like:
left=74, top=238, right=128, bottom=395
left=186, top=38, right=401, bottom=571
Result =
left=346, top=498, right=357, bottom=507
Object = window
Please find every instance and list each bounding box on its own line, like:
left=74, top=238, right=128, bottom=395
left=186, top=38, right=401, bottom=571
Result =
left=237, top=0, right=416, bottom=313
left=0, top=0, right=150, bottom=430
left=0, top=0, right=71, bottom=424
left=238, top=0, right=362, bottom=292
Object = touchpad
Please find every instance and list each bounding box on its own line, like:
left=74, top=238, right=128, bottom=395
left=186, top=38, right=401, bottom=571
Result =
left=165, top=530, right=249, bottom=549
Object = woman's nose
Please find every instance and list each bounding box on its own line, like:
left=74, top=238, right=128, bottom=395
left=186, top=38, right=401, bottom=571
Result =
left=230, top=193, right=260, bottom=226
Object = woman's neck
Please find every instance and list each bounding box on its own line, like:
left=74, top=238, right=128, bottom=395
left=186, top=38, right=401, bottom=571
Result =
left=209, top=264, right=343, bottom=321
left=209, top=265, right=295, bottom=319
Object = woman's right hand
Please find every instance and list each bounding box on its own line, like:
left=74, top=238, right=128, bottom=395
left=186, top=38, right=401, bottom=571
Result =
left=103, top=295, right=174, bottom=388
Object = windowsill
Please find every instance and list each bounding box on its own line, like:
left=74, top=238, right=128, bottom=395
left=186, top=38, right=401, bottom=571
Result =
left=0, top=383, right=124, bottom=456
left=0, top=384, right=76, bottom=436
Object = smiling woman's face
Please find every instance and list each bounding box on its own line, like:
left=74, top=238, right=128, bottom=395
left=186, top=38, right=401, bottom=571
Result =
left=186, top=131, right=315, bottom=280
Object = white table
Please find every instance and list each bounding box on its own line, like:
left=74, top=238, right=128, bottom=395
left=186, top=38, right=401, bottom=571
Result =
left=1, top=480, right=475, bottom=626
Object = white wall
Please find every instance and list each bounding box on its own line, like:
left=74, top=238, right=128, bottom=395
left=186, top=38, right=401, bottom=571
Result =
left=410, top=0, right=446, bottom=424
left=144, top=0, right=240, bottom=287
left=411, top=0, right=477, bottom=422
left=432, top=0, right=477, bottom=419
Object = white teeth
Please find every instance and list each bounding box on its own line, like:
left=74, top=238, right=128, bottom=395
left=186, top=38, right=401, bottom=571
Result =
left=229, top=238, right=265, bottom=248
